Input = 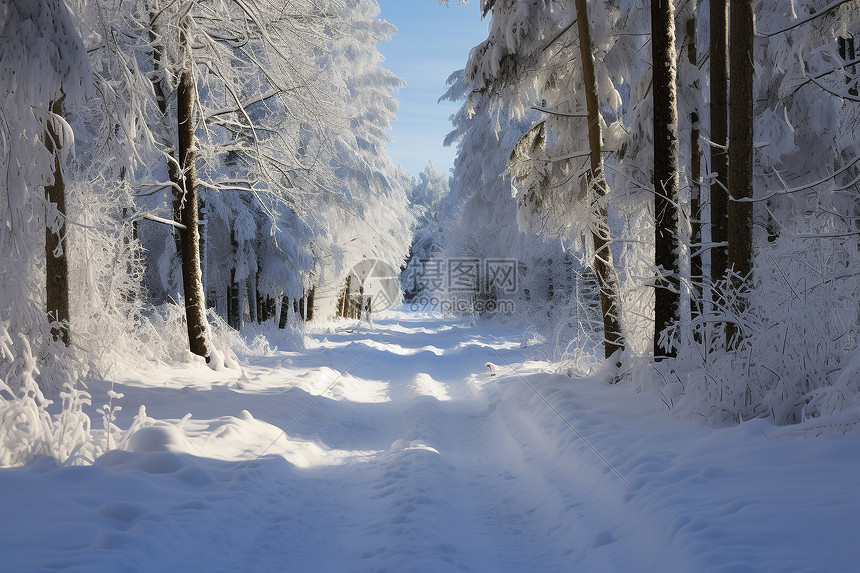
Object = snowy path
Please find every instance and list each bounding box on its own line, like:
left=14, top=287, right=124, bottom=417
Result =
left=221, top=317, right=569, bottom=572
left=2, top=312, right=859, bottom=572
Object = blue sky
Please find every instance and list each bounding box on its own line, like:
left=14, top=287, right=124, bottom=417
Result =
left=375, top=1, right=488, bottom=179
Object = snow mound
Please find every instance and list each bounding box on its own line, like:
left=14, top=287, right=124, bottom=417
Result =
left=125, top=425, right=193, bottom=454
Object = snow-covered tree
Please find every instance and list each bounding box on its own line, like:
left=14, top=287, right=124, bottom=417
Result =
left=134, top=0, right=349, bottom=355
left=463, top=0, right=634, bottom=358
left=0, top=0, right=88, bottom=359
left=305, top=0, right=413, bottom=319
left=402, top=162, right=450, bottom=300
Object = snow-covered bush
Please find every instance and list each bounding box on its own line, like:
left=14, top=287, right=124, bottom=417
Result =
left=0, top=322, right=94, bottom=466
left=0, top=0, right=89, bottom=376
left=630, top=218, right=860, bottom=426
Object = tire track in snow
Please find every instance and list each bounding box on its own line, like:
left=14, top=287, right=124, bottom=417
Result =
left=280, top=316, right=588, bottom=571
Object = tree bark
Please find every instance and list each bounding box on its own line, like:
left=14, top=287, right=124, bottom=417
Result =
left=727, top=0, right=755, bottom=344
left=176, top=27, right=210, bottom=358
left=651, top=0, right=681, bottom=358
left=574, top=0, right=625, bottom=360
left=709, top=0, right=729, bottom=289
left=45, top=97, right=70, bottom=346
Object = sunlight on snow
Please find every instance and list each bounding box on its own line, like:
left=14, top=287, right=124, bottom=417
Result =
left=308, top=336, right=447, bottom=357
left=309, top=367, right=391, bottom=403
left=173, top=412, right=380, bottom=469
left=409, top=373, right=452, bottom=401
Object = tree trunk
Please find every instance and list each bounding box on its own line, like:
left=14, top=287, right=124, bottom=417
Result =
left=727, top=0, right=755, bottom=344
left=199, top=196, right=207, bottom=292
left=150, top=9, right=208, bottom=355
left=300, top=290, right=307, bottom=321
left=687, top=9, right=703, bottom=327
left=45, top=97, right=70, bottom=346
left=306, top=285, right=315, bottom=321
left=651, top=0, right=682, bottom=358
left=278, top=296, right=289, bottom=329
left=266, top=296, right=276, bottom=323
left=176, top=30, right=209, bottom=358
left=546, top=257, right=554, bottom=319
left=574, top=0, right=625, bottom=360
left=338, top=277, right=352, bottom=319
left=248, top=276, right=257, bottom=324
left=709, top=0, right=729, bottom=289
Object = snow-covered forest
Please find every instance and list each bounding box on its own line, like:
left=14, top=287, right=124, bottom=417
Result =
left=432, top=0, right=860, bottom=424
left=1, top=0, right=415, bottom=462
left=1, top=0, right=859, bottom=570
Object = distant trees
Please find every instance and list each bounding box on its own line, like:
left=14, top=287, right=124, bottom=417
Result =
left=402, top=163, right=449, bottom=301
left=304, top=0, right=413, bottom=319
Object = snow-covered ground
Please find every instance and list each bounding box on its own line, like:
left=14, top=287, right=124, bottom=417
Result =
left=2, top=311, right=858, bottom=572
